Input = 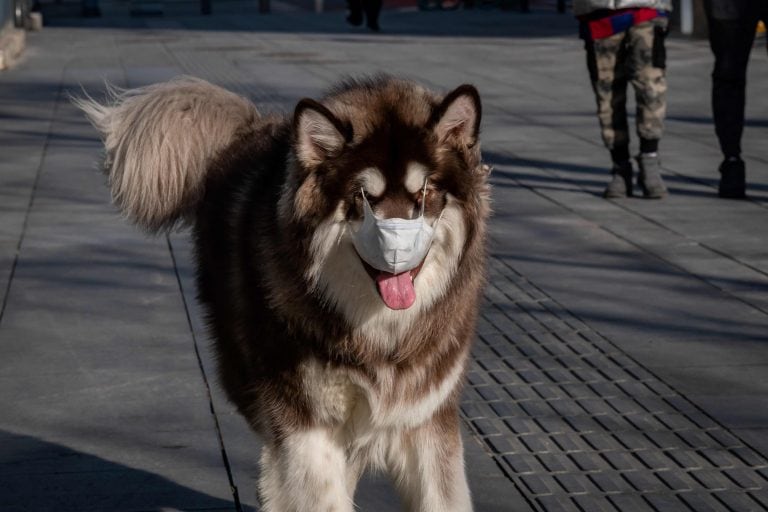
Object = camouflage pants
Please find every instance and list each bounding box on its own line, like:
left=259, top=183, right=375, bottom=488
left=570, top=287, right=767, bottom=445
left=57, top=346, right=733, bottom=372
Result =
left=585, top=18, right=669, bottom=150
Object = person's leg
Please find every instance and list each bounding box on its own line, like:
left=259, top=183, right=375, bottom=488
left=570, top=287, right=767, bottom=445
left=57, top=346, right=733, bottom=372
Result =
left=708, top=15, right=756, bottom=158
left=363, top=0, right=382, bottom=31
left=628, top=18, right=668, bottom=198
left=585, top=31, right=633, bottom=197
left=347, top=0, right=363, bottom=26
left=706, top=1, right=758, bottom=197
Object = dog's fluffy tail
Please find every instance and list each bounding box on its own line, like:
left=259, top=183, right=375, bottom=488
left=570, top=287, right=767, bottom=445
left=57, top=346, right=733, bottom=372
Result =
left=75, top=76, right=260, bottom=232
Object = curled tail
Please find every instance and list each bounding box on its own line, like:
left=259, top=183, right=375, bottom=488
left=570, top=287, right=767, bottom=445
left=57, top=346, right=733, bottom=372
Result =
left=75, top=76, right=260, bottom=232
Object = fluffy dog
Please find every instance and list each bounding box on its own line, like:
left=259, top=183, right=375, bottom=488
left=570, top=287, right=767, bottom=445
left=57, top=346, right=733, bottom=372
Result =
left=78, top=74, right=490, bottom=512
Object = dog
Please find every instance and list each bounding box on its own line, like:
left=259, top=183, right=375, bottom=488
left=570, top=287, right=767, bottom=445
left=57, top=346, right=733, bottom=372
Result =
left=77, top=74, right=490, bottom=512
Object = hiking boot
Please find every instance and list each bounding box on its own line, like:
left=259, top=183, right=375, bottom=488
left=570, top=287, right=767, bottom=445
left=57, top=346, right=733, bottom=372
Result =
left=718, top=157, right=746, bottom=199
left=636, top=153, right=667, bottom=199
left=603, top=161, right=633, bottom=198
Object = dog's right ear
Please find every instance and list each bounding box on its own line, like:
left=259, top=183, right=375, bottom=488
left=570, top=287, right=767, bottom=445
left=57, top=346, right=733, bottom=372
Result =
left=294, top=99, right=349, bottom=167
left=432, top=84, right=481, bottom=148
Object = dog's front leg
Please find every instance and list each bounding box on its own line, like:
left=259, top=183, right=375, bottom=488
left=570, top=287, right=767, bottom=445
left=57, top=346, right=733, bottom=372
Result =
left=390, top=410, right=473, bottom=512
left=258, top=427, right=353, bottom=512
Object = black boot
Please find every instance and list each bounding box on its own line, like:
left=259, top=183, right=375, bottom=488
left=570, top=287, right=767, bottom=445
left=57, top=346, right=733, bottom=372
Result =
left=604, top=161, right=633, bottom=198
left=718, top=157, right=746, bottom=199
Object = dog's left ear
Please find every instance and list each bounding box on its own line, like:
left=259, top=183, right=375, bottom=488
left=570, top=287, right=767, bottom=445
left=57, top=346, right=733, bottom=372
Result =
left=294, top=99, right=349, bottom=167
left=432, top=84, right=481, bottom=147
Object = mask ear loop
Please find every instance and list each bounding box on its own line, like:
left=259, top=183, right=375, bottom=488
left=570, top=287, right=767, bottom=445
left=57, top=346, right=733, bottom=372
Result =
left=361, top=187, right=372, bottom=211
left=419, top=177, right=428, bottom=217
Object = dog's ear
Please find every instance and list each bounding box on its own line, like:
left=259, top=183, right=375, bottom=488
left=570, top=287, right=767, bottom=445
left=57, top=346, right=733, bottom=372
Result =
left=432, top=84, right=481, bottom=147
left=294, top=99, right=349, bottom=167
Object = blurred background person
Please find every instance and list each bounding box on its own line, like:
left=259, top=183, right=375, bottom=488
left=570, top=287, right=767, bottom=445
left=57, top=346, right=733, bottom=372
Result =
left=704, top=0, right=768, bottom=199
left=575, top=0, right=672, bottom=199
left=347, top=0, right=382, bottom=31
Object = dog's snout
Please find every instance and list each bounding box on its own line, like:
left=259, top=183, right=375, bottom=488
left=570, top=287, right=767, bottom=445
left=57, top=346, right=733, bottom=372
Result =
left=374, top=195, right=417, bottom=220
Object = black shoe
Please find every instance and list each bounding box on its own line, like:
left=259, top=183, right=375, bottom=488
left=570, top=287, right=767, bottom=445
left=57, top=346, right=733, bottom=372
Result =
left=603, top=161, right=633, bottom=198
left=346, top=13, right=363, bottom=26
left=718, top=157, right=746, bottom=199
left=367, top=20, right=380, bottom=31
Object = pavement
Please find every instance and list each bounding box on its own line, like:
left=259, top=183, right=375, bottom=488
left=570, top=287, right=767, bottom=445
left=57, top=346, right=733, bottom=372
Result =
left=1, top=4, right=768, bottom=512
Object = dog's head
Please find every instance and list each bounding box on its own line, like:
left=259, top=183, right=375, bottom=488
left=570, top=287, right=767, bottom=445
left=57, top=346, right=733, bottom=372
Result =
left=280, top=76, right=490, bottom=345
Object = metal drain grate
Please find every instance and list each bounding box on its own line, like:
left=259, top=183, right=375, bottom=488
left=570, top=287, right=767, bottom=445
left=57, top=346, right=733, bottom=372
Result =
left=462, top=256, right=768, bottom=512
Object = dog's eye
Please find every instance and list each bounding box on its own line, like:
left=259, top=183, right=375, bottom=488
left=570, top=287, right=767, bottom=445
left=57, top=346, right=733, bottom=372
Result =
left=351, top=189, right=381, bottom=215
left=360, top=189, right=379, bottom=205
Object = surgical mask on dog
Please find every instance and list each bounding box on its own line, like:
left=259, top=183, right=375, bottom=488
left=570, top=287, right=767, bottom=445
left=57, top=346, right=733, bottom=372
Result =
left=352, top=183, right=436, bottom=276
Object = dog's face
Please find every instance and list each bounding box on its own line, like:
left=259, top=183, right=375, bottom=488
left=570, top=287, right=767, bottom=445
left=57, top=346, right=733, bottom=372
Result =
left=281, top=78, right=488, bottom=349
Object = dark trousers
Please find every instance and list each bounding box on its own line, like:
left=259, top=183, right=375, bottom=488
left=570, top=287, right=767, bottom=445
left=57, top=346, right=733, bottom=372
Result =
left=705, top=0, right=768, bottom=157
left=348, top=0, right=382, bottom=26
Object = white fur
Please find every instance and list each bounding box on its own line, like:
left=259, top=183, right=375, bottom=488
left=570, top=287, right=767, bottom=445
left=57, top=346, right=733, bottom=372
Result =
left=394, top=425, right=472, bottom=512
left=301, top=359, right=358, bottom=425
left=348, top=353, right=468, bottom=431
left=259, top=428, right=354, bottom=512
left=305, top=201, right=347, bottom=289
left=359, top=167, right=386, bottom=197
left=288, top=359, right=472, bottom=511
left=404, top=162, right=428, bottom=194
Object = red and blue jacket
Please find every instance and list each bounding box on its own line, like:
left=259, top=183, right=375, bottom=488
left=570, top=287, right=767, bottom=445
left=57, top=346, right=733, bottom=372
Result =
left=579, top=8, right=668, bottom=40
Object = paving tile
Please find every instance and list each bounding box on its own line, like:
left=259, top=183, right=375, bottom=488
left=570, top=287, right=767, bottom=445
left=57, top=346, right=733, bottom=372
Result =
left=655, top=470, right=700, bottom=492
left=679, top=492, right=731, bottom=512
left=607, top=493, right=655, bottom=512
left=713, top=491, right=767, bottom=512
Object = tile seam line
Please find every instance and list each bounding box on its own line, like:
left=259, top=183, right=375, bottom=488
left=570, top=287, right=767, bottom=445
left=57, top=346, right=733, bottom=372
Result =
left=0, top=65, right=67, bottom=326
left=491, top=256, right=768, bottom=471
left=461, top=416, right=542, bottom=512
left=158, top=36, right=245, bottom=512
left=491, top=154, right=768, bottom=319
left=166, top=236, right=245, bottom=512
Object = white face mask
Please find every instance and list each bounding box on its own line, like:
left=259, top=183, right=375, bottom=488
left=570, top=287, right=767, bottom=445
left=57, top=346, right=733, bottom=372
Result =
left=352, top=181, right=438, bottom=275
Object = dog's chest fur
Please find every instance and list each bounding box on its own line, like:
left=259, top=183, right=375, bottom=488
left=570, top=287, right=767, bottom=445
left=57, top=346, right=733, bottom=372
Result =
left=302, top=345, right=467, bottom=437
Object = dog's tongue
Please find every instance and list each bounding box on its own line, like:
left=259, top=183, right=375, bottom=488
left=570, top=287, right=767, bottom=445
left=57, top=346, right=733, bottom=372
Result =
left=375, top=271, right=415, bottom=310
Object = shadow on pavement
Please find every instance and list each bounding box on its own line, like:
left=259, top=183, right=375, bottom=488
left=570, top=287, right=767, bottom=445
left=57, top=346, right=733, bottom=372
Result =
left=492, top=249, right=768, bottom=337
left=0, top=430, right=246, bottom=512
left=667, top=114, right=768, bottom=129
left=483, top=150, right=768, bottom=199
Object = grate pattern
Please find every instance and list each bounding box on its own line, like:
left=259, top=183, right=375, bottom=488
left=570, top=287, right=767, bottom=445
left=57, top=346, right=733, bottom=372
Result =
left=461, top=256, right=768, bottom=512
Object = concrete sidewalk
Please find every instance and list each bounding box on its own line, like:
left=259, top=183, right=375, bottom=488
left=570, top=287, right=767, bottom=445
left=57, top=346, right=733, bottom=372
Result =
left=1, top=6, right=768, bottom=512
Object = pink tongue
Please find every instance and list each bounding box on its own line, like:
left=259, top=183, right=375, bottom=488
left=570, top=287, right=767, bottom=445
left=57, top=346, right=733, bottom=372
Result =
left=376, top=271, right=416, bottom=310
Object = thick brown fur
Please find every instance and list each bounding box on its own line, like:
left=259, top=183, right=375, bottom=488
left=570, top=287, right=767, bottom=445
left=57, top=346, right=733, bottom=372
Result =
left=79, top=74, right=490, bottom=512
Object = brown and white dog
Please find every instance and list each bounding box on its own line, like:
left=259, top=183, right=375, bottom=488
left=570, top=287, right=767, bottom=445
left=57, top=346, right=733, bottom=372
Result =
left=78, top=75, right=490, bottom=512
